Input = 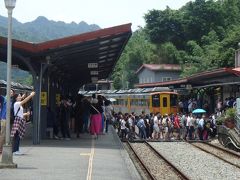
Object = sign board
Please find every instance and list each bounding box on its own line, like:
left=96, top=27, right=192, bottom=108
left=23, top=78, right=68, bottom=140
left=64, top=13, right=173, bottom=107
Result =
left=237, top=98, right=240, bottom=115
left=236, top=98, right=240, bottom=129
left=180, top=84, right=186, bottom=88
left=235, top=49, right=240, bottom=67
left=12, top=65, right=19, bottom=69
left=186, top=84, right=192, bottom=90
left=88, top=63, right=98, bottom=68
left=41, top=92, right=47, bottom=106
left=90, top=71, right=99, bottom=75
left=56, top=94, right=60, bottom=105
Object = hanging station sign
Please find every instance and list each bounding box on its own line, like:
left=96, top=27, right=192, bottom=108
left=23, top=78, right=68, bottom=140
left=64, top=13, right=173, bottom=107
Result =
left=88, top=63, right=98, bottom=68
left=90, top=71, right=99, bottom=75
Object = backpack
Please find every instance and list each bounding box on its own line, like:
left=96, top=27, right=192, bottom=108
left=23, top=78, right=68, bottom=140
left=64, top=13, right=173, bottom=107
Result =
left=137, top=119, right=144, bottom=128
left=10, top=103, right=15, bottom=124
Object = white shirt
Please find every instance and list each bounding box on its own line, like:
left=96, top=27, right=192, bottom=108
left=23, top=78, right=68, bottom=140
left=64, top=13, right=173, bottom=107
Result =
left=153, top=116, right=158, bottom=125
left=186, top=116, right=192, bottom=126
left=120, top=119, right=126, bottom=129
left=198, top=118, right=204, bottom=128
left=128, top=117, right=133, bottom=127
left=14, top=102, right=24, bottom=118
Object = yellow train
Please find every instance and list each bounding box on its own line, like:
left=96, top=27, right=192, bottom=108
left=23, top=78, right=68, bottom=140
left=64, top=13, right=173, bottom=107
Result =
left=105, top=91, right=179, bottom=115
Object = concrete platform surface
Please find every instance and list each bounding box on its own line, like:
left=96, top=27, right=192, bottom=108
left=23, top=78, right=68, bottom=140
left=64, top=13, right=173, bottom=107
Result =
left=0, top=126, right=141, bottom=180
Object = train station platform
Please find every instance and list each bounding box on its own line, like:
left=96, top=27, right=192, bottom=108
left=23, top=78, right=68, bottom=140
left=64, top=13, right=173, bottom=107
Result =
left=0, top=126, right=141, bottom=180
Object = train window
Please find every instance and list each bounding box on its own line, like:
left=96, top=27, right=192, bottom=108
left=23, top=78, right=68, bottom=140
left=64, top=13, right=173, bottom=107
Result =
left=131, top=99, right=137, bottom=106
left=147, top=99, right=150, bottom=107
left=130, top=100, right=133, bottom=106
left=163, top=97, right=167, bottom=107
left=120, top=99, right=123, bottom=105
left=170, top=94, right=177, bottom=106
left=125, top=100, right=128, bottom=106
left=152, top=94, right=160, bottom=107
left=135, top=100, right=138, bottom=106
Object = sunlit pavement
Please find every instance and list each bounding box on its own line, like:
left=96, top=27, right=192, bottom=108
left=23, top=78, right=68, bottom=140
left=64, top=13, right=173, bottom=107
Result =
left=0, top=127, right=140, bottom=180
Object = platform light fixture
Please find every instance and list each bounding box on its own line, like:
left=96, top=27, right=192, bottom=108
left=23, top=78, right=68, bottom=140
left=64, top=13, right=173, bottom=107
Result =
left=4, top=0, right=16, bottom=9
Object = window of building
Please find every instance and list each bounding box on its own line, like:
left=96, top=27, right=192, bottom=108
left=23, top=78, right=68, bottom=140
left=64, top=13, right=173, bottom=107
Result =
left=150, top=77, right=153, bottom=82
left=162, top=77, right=172, bottom=82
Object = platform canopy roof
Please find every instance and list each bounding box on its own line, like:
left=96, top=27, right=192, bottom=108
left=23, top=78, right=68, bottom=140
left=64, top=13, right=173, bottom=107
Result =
left=0, top=23, right=132, bottom=87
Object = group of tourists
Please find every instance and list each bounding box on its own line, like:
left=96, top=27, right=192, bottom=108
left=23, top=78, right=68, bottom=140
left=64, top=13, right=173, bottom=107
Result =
left=48, top=94, right=114, bottom=140
left=1, top=91, right=115, bottom=155
left=113, top=111, right=217, bottom=141
left=1, top=89, right=238, bottom=156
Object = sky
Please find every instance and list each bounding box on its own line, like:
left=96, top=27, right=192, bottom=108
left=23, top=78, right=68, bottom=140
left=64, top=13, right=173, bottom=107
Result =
left=0, top=0, right=191, bottom=31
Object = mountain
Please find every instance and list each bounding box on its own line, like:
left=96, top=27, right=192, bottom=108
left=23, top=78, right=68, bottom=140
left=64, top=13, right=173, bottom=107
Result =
left=0, top=15, right=101, bottom=42
left=0, top=61, right=31, bottom=85
left=0, top=16, right=101, bottom=84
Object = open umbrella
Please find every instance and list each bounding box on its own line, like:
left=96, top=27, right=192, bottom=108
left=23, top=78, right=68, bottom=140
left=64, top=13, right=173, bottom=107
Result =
left=192, top=108, right=206, bottom=114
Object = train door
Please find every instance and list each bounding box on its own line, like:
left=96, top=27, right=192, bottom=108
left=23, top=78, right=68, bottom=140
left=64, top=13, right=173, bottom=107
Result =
left=160, top=94, right=170, bottom=115
left=151, top=94, right=160, bottom=114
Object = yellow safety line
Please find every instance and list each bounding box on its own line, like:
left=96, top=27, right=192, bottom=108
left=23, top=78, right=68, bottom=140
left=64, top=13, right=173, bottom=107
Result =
left=86, top=138, right=95, bottom=180
left=80, top=153, right=91, bottom=156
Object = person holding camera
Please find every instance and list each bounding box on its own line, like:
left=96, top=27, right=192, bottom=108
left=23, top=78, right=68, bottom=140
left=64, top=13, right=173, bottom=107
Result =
left=11, top=91, right=35, bottom=155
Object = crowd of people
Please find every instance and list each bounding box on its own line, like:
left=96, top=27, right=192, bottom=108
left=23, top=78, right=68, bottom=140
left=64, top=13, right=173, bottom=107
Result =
left=113, top=111, right=218, bottom=141
left=48, top=94, right=114, bottom=140
left=0, top=91, right=115, bottom=155
left=1, top=90, right=238, bottom=156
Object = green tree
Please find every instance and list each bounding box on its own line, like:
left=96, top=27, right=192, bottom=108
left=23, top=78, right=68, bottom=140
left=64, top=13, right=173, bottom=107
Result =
left=112, top=0, right=240, bottom=87
left=144, top=7, right=185, bottom=49
left=112, top=29, right=157, bottom=89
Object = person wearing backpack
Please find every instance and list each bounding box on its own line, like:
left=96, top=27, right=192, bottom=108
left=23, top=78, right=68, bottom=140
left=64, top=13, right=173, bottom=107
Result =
left=198, top=115, right=205, bottom=140
left=137, top=115, right=146, bottom=139
left=11, top=91, right=35, bottom=155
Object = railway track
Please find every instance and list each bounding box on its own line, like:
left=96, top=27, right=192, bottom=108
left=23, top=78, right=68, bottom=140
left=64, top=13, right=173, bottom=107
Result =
left=149, top=141, right=240, bottom=179
left=190, top=142, right=240, bottom=169
left=125, top=141, right=190, bottom=180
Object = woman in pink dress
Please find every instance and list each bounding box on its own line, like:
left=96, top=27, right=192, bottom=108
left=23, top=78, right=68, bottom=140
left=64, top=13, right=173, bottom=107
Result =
left=89, top=98, right=103, bottom=139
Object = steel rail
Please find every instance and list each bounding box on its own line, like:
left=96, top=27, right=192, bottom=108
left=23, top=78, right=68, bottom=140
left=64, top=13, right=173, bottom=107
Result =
left=145, top=141, right=190, bottom=180
left=203, top=142, right=240, bottom=157
left=126, top=141, right=156, bottom=180
left=190, top=142, right=240, bottom=169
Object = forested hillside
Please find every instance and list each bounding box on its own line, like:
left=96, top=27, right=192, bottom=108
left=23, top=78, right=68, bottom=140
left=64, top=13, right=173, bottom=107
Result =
left=0, top=16, right=100, bottom=42
left=0, top=62, right=32, bottom=85
left=0, top=16, right=100, bottom=85
left=112, top=0, right=240, bottom=89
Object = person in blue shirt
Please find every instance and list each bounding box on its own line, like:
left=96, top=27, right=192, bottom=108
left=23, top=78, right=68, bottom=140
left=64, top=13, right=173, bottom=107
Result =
left=0, top=95, right=7, bottom=154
